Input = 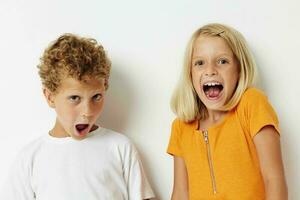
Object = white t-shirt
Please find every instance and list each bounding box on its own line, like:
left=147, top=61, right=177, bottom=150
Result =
left=1, top=128, right=155, bottom=200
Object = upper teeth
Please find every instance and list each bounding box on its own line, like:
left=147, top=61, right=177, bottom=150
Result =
left=204, top=82, right=221, bottom=86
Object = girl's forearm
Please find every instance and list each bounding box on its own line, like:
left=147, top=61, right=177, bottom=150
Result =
left=265, top=178, right=288, bottom=200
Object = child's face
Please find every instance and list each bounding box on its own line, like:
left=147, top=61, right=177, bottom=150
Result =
left=44, top=76, right=106, bottom=140
left=191, top=36, right=239, bottom=111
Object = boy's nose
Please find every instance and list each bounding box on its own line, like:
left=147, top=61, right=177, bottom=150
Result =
left=81, top=103, right=93, bottom=118
left=81, top=112, right=93, bottom=120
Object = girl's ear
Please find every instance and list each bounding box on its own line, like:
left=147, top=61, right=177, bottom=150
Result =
left=43, top=88, right=55, bottom=108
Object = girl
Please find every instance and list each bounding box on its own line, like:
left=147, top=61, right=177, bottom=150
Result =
left=167, top=23, right=288, bottom=200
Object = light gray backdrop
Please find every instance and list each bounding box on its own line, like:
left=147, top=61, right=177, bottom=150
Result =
left=0, top=0, right=299, bottom=199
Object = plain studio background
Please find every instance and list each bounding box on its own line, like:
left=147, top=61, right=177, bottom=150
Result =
left=0, top=0, right=299, bottom=199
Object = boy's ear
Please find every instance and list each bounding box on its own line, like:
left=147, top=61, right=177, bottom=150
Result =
left=43, top=88, right=55, bottom=108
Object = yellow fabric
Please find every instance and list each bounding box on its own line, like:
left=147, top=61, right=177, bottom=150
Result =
left=167, top=88, right=280, bottom=200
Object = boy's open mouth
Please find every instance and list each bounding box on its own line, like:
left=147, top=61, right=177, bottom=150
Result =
left=75, top=124, right=89, bottom=136
left=203, top=82, right=224, bottom=99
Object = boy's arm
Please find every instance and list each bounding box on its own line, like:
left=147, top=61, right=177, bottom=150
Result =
left=254, top=125, right=288, bottom=200
left=0, top=154, right=35, bottom=200
left=123, top=143, right=155, bottom=200
left=171, top=156, right=189, bottom=200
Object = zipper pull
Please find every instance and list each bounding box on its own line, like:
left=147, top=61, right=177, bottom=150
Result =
left=203, top=130, right=208, bottom=144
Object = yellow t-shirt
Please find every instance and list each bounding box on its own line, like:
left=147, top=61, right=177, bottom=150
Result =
left=167, top=88, right=280, bottom=200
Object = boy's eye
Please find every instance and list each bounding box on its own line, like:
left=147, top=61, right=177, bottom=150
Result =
left=69, top=95, right=80, bottom=102
left=194, top=60, right=204, bottom=66
left=93, top=94, right=103, bottom=101
left=218, top=59, right=228, bottom=64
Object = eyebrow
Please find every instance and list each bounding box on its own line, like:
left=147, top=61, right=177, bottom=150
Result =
left=64, top=89, right=104, bottom=95
left=192, top=53, right=234, bottom=59
left=215, top=53, right=233, bottom=57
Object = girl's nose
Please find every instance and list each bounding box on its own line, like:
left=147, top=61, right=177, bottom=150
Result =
left=204, top=64, right=217, bottom=77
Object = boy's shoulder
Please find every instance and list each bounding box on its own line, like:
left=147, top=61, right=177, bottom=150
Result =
left=21, top=135, right=46, bottom=153
left=17, top=128, right=135, bottom=156
left=93, top=127, right=135, bottom=148
left=12, top=135, right=46, bottom=166
left=91, top=128, right=139, bottom=157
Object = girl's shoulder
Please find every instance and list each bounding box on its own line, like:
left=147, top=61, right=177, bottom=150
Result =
left=238, top=87, right=268, bottom=108
left=241, top=87, right=266, bottom=101
left=236, top=88, right=280, bottom=137
left=236, top=87, right=278, bottom=122
left=171, top=118, right=198, bottom=137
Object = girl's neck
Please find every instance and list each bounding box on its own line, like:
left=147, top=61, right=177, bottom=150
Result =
left=199, top=110, right=228, bottom=131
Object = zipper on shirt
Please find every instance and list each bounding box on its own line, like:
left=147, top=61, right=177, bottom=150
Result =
left=203, top=130, right=217, bottom=194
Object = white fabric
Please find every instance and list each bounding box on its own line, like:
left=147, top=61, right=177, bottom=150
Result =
left=1, top=128, right=155, bottom=200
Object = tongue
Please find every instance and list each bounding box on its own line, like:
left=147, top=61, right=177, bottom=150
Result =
left=76, top=124, right=88, bottom=130
left=76, top=124, right=89, bottom=136
left=206, top=87, right=221, bottom=98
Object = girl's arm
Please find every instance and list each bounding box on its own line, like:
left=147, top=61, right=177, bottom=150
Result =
left=171, top=156, right=189, bottom=200
left=254, top=125, right=288, bottom=200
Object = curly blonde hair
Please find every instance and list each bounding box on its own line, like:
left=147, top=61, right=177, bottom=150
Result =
left=38, top=33, right=111, bottom=93
left=171, top=23, right=257, bottom=122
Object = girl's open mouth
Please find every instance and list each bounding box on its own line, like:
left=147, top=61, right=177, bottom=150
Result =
left=203, top=82, right=224, bottom=100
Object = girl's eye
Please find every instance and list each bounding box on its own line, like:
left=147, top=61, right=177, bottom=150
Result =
left=69, top=95, right=80, bottom=102
left=194, top=60, right=204, bottom=66
left=218, top=59, right=228, bottom=64
left=93, top=94, right=103, bottom=101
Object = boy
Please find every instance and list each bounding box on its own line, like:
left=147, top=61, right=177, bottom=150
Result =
left=1, top=34, right=155, bottom=200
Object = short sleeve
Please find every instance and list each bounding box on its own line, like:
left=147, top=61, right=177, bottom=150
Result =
left=123, top=143, right=155, bottom=200
left=0, top=152, right=36, bottom=200
left=238, top=88, right=280, bottom=138
left=167, top=119, right=183, bottom=157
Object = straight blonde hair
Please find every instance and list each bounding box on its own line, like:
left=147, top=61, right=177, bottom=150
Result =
left=171, top=23, right=257, bottom=122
